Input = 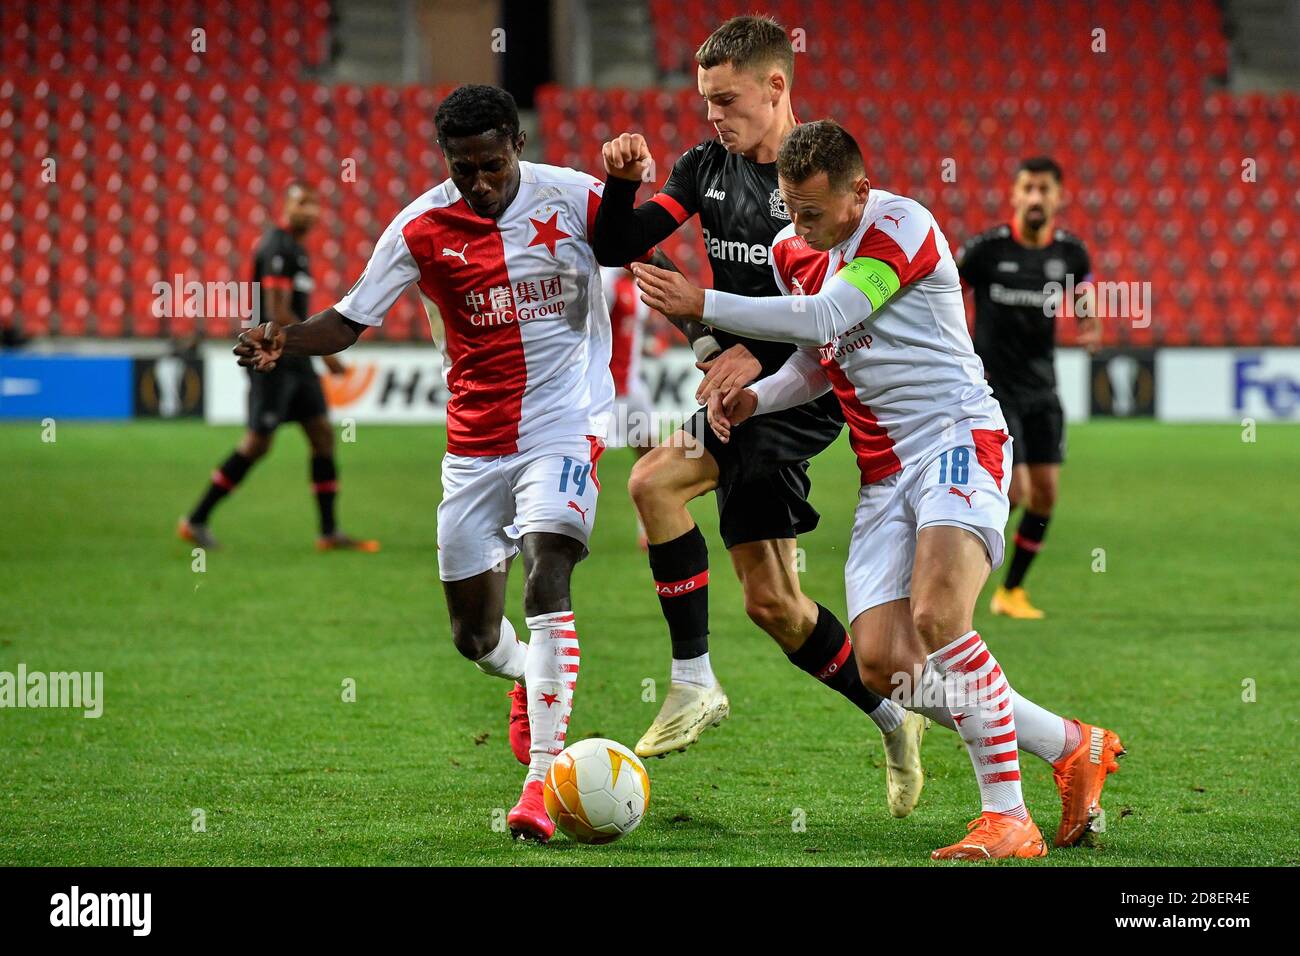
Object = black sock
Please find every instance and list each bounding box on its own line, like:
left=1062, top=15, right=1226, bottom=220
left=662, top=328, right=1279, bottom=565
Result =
left=787, top=603, right=887, bottom=717
left=189, top=451, right=254, bottom=524
left=311, top=456, right=338, bottom=536
left=1004, top=510, right=1050, bottom=589
left=647, top=526, right=709, bottom=660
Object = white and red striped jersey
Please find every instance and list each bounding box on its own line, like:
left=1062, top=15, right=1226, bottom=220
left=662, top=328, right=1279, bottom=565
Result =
left=600, top=266, right=649, bottom=396
left=335, top=161, right=615, bottom=456
left=702, top=189, right=1004, bottom=485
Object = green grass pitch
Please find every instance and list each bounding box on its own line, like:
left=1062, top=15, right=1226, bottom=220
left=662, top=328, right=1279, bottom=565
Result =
left=1, top=419, right=1295, bottom=866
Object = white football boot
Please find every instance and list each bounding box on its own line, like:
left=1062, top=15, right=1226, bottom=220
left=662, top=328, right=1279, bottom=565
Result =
left=882, top=711, right=929, bottom=818
left=634, top=681, right=730, bottom=758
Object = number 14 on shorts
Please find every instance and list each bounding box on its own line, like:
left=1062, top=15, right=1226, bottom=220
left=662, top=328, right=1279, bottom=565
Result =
left=558, top=456, right=592, bottom=495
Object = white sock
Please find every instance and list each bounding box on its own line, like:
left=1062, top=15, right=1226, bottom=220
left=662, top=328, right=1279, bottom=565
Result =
left=523, top=611, right=580, bottom=785
left=671, top=652, right=715, bottom=688
left=928, top=631, right=1027, bottom=818
left=1010, top=692, right=1071, bottom=764
left=869, top=697, right=907, bottom=733
left=899, top=661, right=1070, bottom=763
left=473, top=618, right=527, bottom=681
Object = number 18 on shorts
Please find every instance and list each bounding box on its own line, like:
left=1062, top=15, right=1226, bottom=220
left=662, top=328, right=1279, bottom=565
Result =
left=844, top=424, right=1013, bottom=621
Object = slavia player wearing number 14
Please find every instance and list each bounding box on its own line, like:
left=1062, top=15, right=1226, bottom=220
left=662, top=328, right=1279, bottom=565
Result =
left=634, top=120, right=1126, bottom=860
left=234, top=85, right=625, bottom=842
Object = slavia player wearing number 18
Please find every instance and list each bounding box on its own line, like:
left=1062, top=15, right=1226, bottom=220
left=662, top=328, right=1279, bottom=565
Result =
left=235, top=85, right=627, bottom=842
left=634, top=120, right=1126, bottom=860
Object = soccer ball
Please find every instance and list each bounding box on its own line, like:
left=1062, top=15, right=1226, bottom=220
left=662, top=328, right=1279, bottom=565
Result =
left=543, top=737, right=650, bottom=844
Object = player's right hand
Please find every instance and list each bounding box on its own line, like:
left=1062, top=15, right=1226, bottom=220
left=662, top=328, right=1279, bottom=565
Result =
left=233, top=321, right=287, bottom=372
left=707, top=386, right=758, bottom=444
left=602, top=132, right=655, bottom=183
left=696, top=343, right=762, bottom=404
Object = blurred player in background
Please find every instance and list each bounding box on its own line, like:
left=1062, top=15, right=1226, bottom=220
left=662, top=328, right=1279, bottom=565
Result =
left=601, top=265, right=654, bottom=547
left=234, top=85, right=626, bottom=844
left=957, top=158, right=1097, bottom=620
left=178, top=182, right=379, bottom=553
left=593, top=16, right=926, bottom=818
left=636, top=120, right=1124, bottom=860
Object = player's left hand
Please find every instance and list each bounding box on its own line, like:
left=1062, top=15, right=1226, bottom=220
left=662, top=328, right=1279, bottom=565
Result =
left=233, top=321, right=286, bottom=372
left=324, top=355, right=347, bottom=376
left=631, top=263, right=705, bottom=322
left=695, top=344, right=761, bottom=404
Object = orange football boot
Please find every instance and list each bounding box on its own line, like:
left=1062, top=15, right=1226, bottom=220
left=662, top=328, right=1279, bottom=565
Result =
left=316, top=532, right=380, bottom=553
left=931, top=811, right=1048, bottom=861
left=1052, top=720, right=1126, bottom=847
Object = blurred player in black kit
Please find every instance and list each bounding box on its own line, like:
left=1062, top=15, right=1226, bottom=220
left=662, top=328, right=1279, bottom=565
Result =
left=957, top=157, right=1098, bottom=619
left=179, top=182, right=379, bottom=553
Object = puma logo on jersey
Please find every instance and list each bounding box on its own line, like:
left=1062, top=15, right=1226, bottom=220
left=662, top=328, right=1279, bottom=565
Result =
left=566, top=500, right=589, bottom=524
left=441, top=243, right=469, bottom=265
left=949, top=487, right=977, bottom=507
left=882, top=213, right=906, bottom=228
left=705, top=187, right=726, bottom=201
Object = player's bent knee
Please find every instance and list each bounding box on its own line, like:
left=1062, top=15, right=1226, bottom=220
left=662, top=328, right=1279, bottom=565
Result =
left=1029, top=487, right=1057, bottom=514
left=742, top=593, right=803, bottom=649
left=912, top=601, right=963, bottom=646
left=520, top=537, right=580, bottom=615
left=855, top=654, right=895, bottom=698
left=628, top=451, right=680, bottom=505
left=450, top=619, right=499, bottom=661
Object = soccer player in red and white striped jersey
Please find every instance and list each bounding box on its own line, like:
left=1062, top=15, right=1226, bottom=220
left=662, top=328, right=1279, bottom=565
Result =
left=235, top=86, right=628, bottom=842
left=636, top=121, right=1125, bottom=860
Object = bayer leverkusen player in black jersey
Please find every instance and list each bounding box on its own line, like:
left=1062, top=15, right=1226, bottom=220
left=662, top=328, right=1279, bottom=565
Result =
left=591, top=14, right=926, bottom=814
left=179, top=182, right=378, bottom=553
left=956, top=158, right=1099, bottom=620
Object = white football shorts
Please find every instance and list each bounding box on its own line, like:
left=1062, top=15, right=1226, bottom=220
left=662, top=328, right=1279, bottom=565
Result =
left=437, top=435, right=605, bottom=582
left=844, top=421, right=1013, bottom=621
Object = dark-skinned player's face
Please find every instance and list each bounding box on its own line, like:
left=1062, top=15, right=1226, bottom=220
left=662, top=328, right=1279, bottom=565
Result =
left=1011, top=170, right=1062, bottom=231
left=284, top=187, right=320, bottom=233
left=698, top=61, right=787, bottom=155
left=779, top=171, right=870, bottom=252
left=441, top=130, right=525, bottom=219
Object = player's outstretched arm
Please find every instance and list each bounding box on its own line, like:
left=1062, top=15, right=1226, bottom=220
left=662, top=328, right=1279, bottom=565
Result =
left=234, top=307, right=365, bottom=372
left=643, top=248, right=721, bottom=355
left=633, top=261, right=881, bottom=348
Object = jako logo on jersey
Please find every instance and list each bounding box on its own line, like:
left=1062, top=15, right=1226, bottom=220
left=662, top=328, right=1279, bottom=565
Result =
left=881, top=213, right=906, bottom=228
left=769, top=188, right=790, bottom=221
left=704, top=186, right=726, bottom=201
left=701, top=227, right=769, bottom=265
left=948, top=487, right=977, bottom=507
left=441, top=243, right=468, bottom=264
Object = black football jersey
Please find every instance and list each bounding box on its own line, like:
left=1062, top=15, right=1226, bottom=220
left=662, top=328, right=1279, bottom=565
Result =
left=956, top=224, right=1091, bottom=404
left=657, top=140, right=842, bottom=425
left=252, top=226, right=314, bottom=324
left=251, top=226, right=314, bottom=374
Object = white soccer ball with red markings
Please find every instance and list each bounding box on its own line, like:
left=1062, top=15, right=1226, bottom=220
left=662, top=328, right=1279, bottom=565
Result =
left=543, top=737, right=650, bottom=844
